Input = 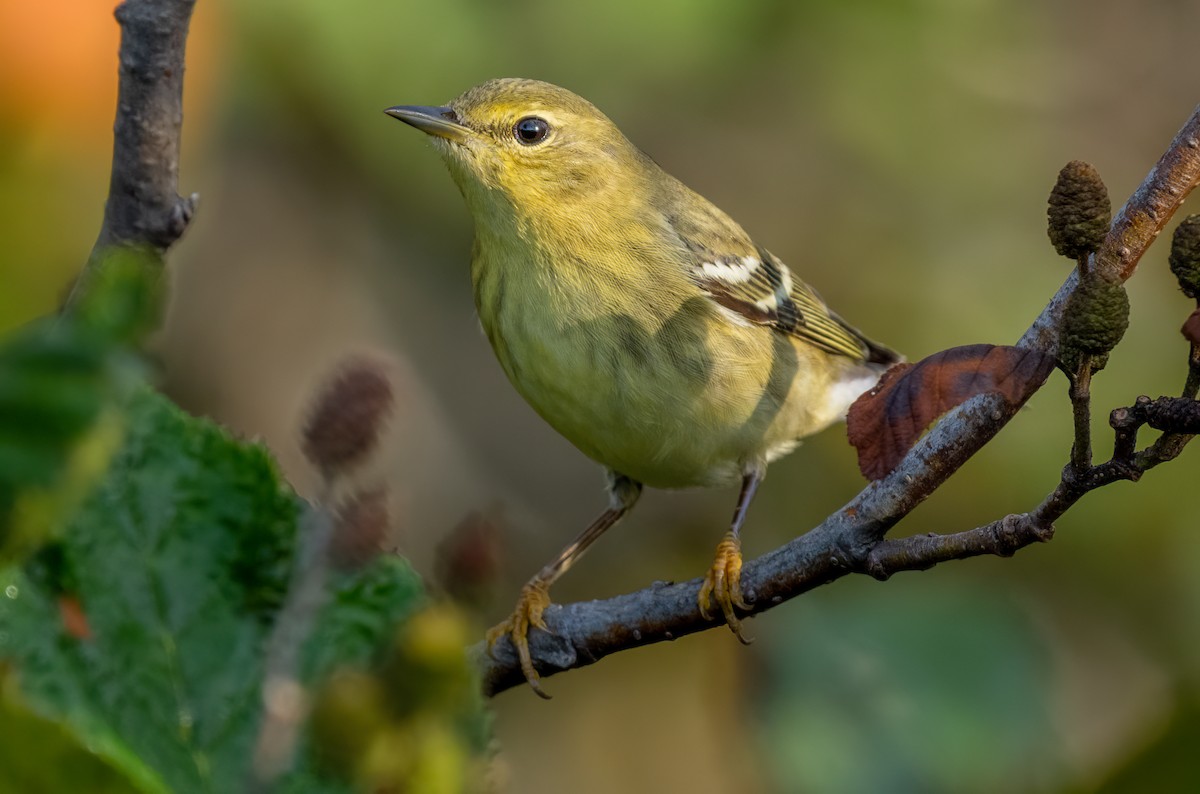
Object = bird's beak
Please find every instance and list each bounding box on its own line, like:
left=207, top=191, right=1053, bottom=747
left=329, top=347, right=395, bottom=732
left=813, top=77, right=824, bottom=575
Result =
left=384, top=105, right=472, bottom=142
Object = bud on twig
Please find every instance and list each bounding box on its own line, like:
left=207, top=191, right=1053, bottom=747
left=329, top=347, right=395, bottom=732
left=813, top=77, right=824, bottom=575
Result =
left=1169, top=214, right=1200, bottom=300
left=1047, top=160, right=1111, bottom=265
left=1059, top=274, right=1130, bottom=372
left=1182, top=308, right=1200, bottom=347
left=301, top=357, right=396, bottom=478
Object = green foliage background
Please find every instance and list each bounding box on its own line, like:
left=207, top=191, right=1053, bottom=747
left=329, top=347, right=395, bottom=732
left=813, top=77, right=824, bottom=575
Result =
left=0, top=262, right=486, bottom=791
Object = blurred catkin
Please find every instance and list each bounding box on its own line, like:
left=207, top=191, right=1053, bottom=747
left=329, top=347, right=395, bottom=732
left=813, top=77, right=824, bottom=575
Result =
left=301, top=357, right=395, bottom=478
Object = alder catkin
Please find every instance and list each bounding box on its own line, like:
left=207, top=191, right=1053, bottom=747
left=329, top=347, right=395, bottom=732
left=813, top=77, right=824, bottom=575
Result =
left=1060, top=274, right=1129, bottom=371
left=1169, top=214, right=1200, bottom=299
left=302, top=357, right=395, bottom=477
left=1047, top=160, right=1111, bottom=262
left=330, top=487, right=391, bottom=570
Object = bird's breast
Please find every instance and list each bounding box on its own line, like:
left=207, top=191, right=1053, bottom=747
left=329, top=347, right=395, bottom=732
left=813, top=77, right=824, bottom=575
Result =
left=469, top=242, right=844, bottom=488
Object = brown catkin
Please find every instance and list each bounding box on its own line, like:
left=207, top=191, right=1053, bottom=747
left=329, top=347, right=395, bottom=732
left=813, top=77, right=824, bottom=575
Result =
left=435, top=509, right=504, bottom=606
left=330, top=487, right=391, bottom=570
left=302, top=357, right=395, bottom=476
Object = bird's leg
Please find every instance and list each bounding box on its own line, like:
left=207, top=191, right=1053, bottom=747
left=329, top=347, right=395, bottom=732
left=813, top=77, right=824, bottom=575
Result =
left=486, top=474, right=641, bottom=698
left=698, top=466, right=763, bottom=644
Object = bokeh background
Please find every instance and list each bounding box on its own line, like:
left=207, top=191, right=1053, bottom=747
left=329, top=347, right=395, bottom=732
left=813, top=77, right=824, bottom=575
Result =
left=3, top=1, right=1198, bottom=792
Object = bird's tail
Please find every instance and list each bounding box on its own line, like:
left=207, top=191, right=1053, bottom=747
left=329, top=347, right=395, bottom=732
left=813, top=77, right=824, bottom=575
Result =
left=862, top=337, right=903, bottom=368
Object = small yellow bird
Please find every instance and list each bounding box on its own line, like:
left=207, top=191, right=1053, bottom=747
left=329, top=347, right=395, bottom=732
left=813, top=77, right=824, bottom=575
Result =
left=386, top=78, right=899, bottom=696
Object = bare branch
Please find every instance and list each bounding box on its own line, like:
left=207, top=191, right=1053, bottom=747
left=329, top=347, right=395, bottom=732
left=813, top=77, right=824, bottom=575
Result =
left=864, top=515, right=1054, bottom=576
left=478, top=105, right=1200, bottom=698
left=63, top=0, right=199, bottom=313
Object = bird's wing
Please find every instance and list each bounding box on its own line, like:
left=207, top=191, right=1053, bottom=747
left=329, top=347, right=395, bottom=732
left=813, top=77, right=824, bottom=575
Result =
left=665, top=199, right=895, bottom=364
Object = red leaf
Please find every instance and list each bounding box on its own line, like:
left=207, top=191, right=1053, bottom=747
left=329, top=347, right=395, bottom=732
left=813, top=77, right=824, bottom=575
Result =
left=847, top=344, right=1056, bottom=480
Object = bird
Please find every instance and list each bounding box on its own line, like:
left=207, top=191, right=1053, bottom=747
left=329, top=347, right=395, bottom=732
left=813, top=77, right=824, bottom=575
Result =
left=385, top=78, right=899, bottom=697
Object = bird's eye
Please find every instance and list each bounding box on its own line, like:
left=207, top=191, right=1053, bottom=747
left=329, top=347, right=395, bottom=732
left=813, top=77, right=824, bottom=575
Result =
left=513, top=116, right=551, bottom=145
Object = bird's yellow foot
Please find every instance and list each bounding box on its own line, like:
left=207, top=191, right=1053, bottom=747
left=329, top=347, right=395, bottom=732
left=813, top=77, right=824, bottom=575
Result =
left=697, top=531, right=752, bottom=644
left=485, top=578, right=554, bottom=699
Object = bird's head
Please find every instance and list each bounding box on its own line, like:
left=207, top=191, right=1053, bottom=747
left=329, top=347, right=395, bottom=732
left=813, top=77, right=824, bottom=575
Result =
left=386, top=78, right=649, bottom=226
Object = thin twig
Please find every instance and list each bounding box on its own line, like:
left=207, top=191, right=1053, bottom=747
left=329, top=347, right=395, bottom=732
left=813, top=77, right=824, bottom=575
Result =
left=1124, top=345, right=1200, bottom=468
left=478, top=104, right=1200, bottom=697
left=1183, top=343, right=1200, bottom=399
left=1068, top=358, right=1094, bottom=472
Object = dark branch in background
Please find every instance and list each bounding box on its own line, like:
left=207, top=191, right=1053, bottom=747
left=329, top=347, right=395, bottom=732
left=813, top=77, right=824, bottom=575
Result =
left=62, top=0, right=199, bottom=313
left=478, top=105, right=1200, bottom=698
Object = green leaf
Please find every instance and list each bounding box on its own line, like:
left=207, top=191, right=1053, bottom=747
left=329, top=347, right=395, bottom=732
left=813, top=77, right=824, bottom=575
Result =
left=71, top=246, right=166, bottom=348
left=0, top=667, right=160, bottom=794
left=0, top=387, right=428, bottom=793
left=0, top=246, right=159, bottom=561
left=306, top=558, right=426, bottom=680
left=0, top=322, right=106, bottom=525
